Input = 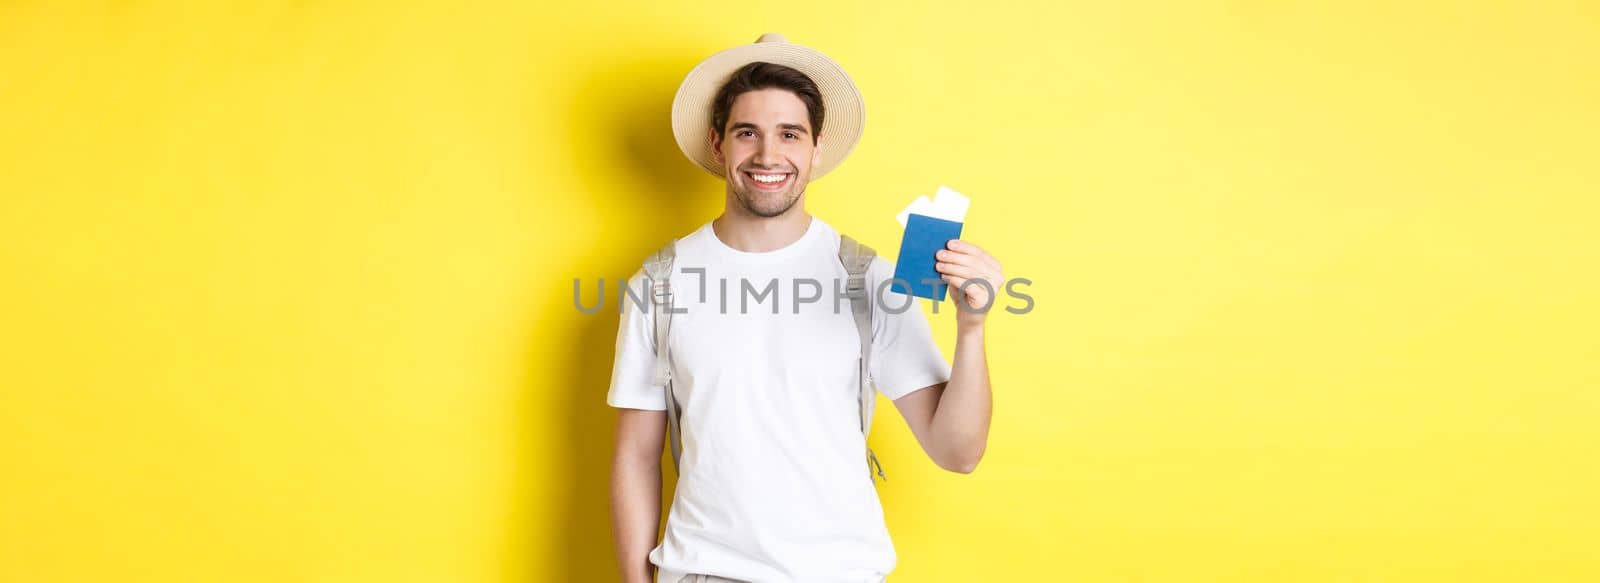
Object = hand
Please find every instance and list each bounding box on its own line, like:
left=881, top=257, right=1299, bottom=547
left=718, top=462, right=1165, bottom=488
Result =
left=934, top=239, right=1003, bottom=329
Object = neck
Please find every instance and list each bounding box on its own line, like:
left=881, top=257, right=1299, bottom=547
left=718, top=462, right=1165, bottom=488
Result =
left=712, top=203, right=813, bottom=253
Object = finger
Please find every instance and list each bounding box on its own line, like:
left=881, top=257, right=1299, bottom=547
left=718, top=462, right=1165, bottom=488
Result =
left=935, top=249, right=986, bottom=269
left=947, top=274, right=997, bottom=296
left=944, top=240, right=980, bottom=260
left=947, top=239, right=989, bottom=257
left=939, top=250, right=996, bottom=274
left=977, top=252, right=1001, bottom=273
left=946, top=240, right=1002, bottom=271
left=940, top=267, right=1000, bottom=294
left=941, top=274, right=992, bottom=306
left=935, top=261, right=982, bottom=279
left=946, top=239, right=974, bottom=252
left=979, top=254, right=1002, bottom=274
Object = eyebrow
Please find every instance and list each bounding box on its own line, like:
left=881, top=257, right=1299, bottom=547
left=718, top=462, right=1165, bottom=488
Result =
left=728, top=122, right=810, bottom=135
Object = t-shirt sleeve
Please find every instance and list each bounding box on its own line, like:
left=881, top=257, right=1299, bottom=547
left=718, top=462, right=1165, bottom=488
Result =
left=605, top=268, right=668, bottom=410
left=866, top=256, right=953, bottom=400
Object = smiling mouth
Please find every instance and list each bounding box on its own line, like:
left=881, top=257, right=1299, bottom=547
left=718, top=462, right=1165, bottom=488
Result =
left=743, top=171, right=793, bottom=190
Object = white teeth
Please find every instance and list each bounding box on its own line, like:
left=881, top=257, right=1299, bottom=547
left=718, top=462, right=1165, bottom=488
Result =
left=749, top=173, right=787, bottom=184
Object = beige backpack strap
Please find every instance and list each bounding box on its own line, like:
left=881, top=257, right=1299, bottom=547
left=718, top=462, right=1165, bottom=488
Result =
left=642, top=242, right=682, bottom=473
left=839, top=233, right=887, bottom=483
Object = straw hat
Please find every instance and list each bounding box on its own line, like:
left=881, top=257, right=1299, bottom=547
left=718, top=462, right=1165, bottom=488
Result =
left=670, top=33, right=865, bottom=181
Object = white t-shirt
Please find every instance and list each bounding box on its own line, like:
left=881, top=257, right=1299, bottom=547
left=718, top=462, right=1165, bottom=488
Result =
left=606, top=216, right=952, bottom=583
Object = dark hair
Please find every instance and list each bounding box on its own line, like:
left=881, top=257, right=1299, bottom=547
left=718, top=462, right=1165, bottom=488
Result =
left=710, top=62, right=824, bottom=143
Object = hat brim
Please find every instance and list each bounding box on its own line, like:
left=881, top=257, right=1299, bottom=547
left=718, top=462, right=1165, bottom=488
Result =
left=671, top=39, right=864, bottom=181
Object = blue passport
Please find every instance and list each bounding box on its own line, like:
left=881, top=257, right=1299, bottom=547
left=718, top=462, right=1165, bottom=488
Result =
left=891, top=213, right=965, bottom=301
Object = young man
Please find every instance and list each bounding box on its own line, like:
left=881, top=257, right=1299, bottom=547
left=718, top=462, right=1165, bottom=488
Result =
left=608, top=33, right=1001, bottom=583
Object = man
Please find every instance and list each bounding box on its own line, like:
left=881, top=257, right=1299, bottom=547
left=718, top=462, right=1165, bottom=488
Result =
left=607, top=33, right=1000, bottom=583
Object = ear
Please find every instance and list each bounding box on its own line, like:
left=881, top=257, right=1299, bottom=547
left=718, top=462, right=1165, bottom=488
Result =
left=811, top=133, right=823, bottom=169
left=708, top=127, right=724, bottom=166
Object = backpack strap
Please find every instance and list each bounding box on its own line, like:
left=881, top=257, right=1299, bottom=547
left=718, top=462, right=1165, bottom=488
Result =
left=646, top=233, right=885, bottom=484
left=642, top=242, right=683, bottom=473
left=839, top=233, right=888, bottom=483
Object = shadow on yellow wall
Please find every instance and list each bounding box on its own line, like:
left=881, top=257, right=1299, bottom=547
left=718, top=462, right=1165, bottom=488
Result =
left=531, top=52, right=706, bottom=580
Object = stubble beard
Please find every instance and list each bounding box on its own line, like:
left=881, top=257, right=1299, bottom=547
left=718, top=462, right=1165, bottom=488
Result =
left=733, top=175, right=806, bottom=218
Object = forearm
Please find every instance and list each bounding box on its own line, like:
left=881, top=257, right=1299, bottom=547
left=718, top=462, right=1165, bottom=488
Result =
left=929, top=325, right=993, bottom=472
left=610, top=453, right=661, bottom=583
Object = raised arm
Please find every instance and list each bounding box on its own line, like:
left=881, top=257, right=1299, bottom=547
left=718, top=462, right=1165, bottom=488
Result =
left=890, top=238, right=1001, bottom=474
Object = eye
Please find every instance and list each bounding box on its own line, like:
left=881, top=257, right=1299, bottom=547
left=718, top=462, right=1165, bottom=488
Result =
left=738, top=130, right=755, bottom=137
left=784, top=132, right=798, bottom=139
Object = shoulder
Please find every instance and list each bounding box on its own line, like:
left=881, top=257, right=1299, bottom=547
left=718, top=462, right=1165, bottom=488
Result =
left=638, top=222, right=710, bottom=266
left=839, top=239, right=901, bottom=296
left=821, top=222, right=893, bottom=274
left=864, top=254, right=894, bottom=281
left=811, top=216, right=843, bottom=252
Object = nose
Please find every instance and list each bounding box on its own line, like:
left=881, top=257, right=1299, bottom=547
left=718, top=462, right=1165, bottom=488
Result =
left=753, top=136, right=783, bottom=168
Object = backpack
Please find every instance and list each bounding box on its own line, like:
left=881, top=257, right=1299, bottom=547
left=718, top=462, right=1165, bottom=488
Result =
left=640, top=232, right=889, bottom=483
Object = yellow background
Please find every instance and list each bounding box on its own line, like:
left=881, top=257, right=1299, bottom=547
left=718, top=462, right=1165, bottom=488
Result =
left=2, top=1, right=1596, bottom=581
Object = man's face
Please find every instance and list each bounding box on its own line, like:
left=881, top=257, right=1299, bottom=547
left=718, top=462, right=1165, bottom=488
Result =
left=710, top=88, right=823, bottom=218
